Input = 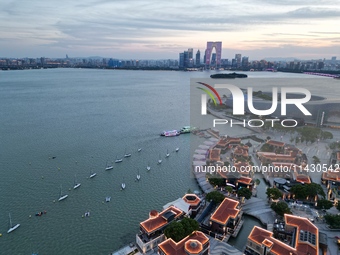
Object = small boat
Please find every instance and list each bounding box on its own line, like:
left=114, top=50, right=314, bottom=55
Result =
left=158, top=154, right=162, bottom=164
left=58, top=185, right=68, bottom=201
left=105, top=196, right=111, bottom=202
left=166, top=149, right=170, bottom=157
left=137, top=148, right=142, bottom=152
left=160, top=130, right=180, bottom=137
left=35, top=211, right=46, bottom=216
left=89, top=170, right=97, bottom=178
left=124, top=148, right=131, bottom=157
left=136, top=169, right=141, bottom=181
left=180, top=126, right=195, bottom=134
left=115, top=156, right=123, bottom=163
left=146, top=163, right=151, bottom=171
left=7, top=213, right=20, bottom=234
left=73, top=175, right=81, bottom=189
left=121, top=182, right=126, bottom=190
left=84, top=211, right=90, bottom=217
left=105, top=160, right=113, bottom=170
left=175, top=147, right=179, bottom=152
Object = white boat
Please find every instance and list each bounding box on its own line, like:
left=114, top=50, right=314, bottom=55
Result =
left=105, top=196, right=111, bottom=202
left=73, top=175, right=81, bottom=189
left=175, top=147, right=179, bottom=152
left=58, top=185, right=68, bottom=201
left=160, top=130, right=180, bottom=137
left=180, top=126, right=194, bottom=134
left=84, top=211, right=90, bottom=217
left=166, top=149, right=170, bottom=157
left=7, top=213, right=20, bottom=234
left=115, top=156, right=123, bottom=163
left=105, top=160, right=114, bottom=170
left=124, top=149, right=131, bottom=157
left=136, top=169, right=141, bottom=181
left=121, top=179, right=126, bottom=190
left=137, top=148, right=142, bottom=152
left=158, top=154, right=162, bottom=164
left=146, top=163, right=151, bottom=171
left=89, top=170, right=97, bottom=178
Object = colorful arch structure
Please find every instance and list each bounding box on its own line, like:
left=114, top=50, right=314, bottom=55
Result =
left=205, top=41, right=222, bottom=67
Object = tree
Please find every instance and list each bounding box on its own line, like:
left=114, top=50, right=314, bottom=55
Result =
left=271, top=201, right=292, bottom=216
left=164, top=218, right=200, bottom=242
left=208, top=177, right=225, bottom=187
left=312, top=156, right=320, bottom=165
left=337, top=202, right=340, bottom=211
left=237, top=187, right=252, bottom=200
left=290, top=184, right=308, bottom=200
left=320, top=131, right=333, bottom=140
left=324, top=214, right=340, bottom=229
left=290, top=183, right=325, bottom=200
left=206, top=191, right=225, bottom=204
left=316, top=199, right=333, bottom=210
left=266, top=187, right=282, bottom=200
left=164, top=222, right=185, bottom=242
left=255, top=179, right=261, bottom=186
left=225, top=186, right=233, bottom=194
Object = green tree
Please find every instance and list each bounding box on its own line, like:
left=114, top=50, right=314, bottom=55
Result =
left=312, top=156, right=321, bottom=165
left=237, top=187, right=252, bottom=200
left=206, top=191, right=225, bottom=204
left=305, top=183, right=325, bottom=199
left=316, top=199, right=333, bottom=210
left=324, top=214, right=340, bottom=229
left=290, top=184, right=308, bottom=200
left=225, top=186, right=233, bottom=194
left=164, top=222, right=185, bottom=242
left=164, top=218, right=200, bottom=242
left=208, top=177, right=225, bottom=187
left=255, top=179, right=261, bottom=186
left=320, top=131, right=333, bottom=140
left=271, top=201, right=292, bottom=217
left=266, top=187, right=282, bottom=200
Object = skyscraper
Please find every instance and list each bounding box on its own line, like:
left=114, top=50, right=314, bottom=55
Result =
left=196, top=50, right=201, bottom=67
left=179, top=53, right=184, bottom=68
left=235, top=54, right=241, bottom=68
left=205, top=41, right=222, bottom=67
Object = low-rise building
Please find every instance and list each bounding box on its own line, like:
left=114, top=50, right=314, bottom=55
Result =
left=245, top=214, right=319, bottom=255
left=158, top=231, right=209, bottom=255
left=136, top=206, right=185, bottom=253
left=163, top=194, right=202, bottom=217
left=322, top=169, right=340, bottom=204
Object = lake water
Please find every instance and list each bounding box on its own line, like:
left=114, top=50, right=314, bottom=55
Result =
left=0, top=69, right=329, bottom=254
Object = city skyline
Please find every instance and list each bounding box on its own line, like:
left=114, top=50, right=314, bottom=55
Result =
left=1, top=0, right=340, bottom=59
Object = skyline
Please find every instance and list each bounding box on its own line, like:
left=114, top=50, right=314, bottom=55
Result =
left=1, top=0, right=340, bottom=59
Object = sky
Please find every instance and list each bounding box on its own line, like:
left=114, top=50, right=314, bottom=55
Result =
left=0, top=0, right=340, bottom=60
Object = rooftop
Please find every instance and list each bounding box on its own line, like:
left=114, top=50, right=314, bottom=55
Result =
left=210, top=197, right=240, bottom=225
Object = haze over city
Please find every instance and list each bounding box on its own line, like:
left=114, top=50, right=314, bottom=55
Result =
left=0, top=0, right=340, bottom=59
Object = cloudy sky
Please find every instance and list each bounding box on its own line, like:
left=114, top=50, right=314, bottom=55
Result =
left=0, top=0, right=339, bottom=60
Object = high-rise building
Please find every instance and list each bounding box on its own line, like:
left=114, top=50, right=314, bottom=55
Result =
left=196, top=50, right=201, bottom=67
left=179, top=53, right=184, bottom=68
left=205, top=41, right=222, bottom=67
left=184, top=51, right=189, bottom=68
left=188, top=48, right=193, bottom=59
left=235, top=54, right=241, bottom=68
left=242, top=56, right=249, bottom=68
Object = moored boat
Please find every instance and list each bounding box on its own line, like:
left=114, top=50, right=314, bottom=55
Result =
left=160, top=130, right=180, bottom=137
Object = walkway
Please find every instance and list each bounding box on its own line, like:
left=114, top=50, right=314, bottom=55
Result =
left=242, top=197, right=275, bottom=227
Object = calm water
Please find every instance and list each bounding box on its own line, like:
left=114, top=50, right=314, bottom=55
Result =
left=0, top=69, right=327, bottom=254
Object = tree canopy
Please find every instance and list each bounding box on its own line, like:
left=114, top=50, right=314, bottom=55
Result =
left=164, top=218, right=200, bottom=242
left=237, top=187, right=252, bottom=200
left=316, top=199, right=333, bottom=210
left=324, top=214, right=340, bottom=229
left=206, top=191, right=225, bottom=204
left=271, top=201, right=292, bottom=216
left=266, top=187, right=282, bottom=200
left=290, top=183, right=325, bottom=200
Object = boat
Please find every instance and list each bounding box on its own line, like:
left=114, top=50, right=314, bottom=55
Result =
left=58, top=185, right=68, bottom=201
left=146, top=163, right=151, bottom=171
left=121, top=178, right=126, bottom=190
left=124, top=149, right=131, bottom=157
left=137, top=148, right=142, bottom=152
left=160, top=130, right=180, bottom=137
left=180, top=126, right=194, bottom=134
left=158, top=154, right=162, bottom=164
left=166, top=149, right=170, bottom=157
left=175, top=147, right=179, bottom=152
left=84, top=211, right=90, bottom=217
left=7, top=213, right=20, bottom=234
left=105, top=160, right=113, bottom=170
left=136, top=169, right=141, bottom=181
left=73, top=175, right=81, bottom=189
left=89, top=170, right=97, bottom=178
left=105, top=196, right=111, bottom=202
left=115, top=156, right=123, bottom=163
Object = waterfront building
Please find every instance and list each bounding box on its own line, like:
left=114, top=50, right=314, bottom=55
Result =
left=235, top=54, right=241, bottom=68
left=205, top=41, right=222, bottom=68
left=245, top=214, right=319, bottom=255
left=163, top=194, right=202, bottom=217
left=206, top=197, right=243, bottom=240
left=196, top=50, right=201, bottom=67
left=215, top=136, right=241, bottom=151
left=321, top=169, right=340, bottom=204
left=136, top=206, right=185, bottom=254
left=208, top=148, right=221, bottom=163
left=158, top=231, right=209, bottom=255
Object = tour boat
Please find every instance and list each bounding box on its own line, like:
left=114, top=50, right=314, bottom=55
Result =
left=160, top=130, right=180, bottom=137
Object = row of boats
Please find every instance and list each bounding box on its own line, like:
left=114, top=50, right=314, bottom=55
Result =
left=4, top=146, right=181, bottom=235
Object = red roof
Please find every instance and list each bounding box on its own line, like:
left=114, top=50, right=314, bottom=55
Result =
left=267, top=140, right=285, bottom=147
left=210, top=198, right=239, bottom=225
left=158, top=231, right=209, bottom=255
left=209, top=149, right=221, bottom=161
